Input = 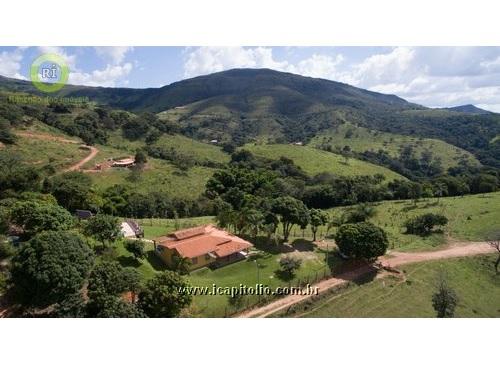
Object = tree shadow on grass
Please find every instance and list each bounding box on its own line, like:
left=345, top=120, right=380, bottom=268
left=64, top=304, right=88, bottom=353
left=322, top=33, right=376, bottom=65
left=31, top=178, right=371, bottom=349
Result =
left=291, top=239, right=315, bottom=252
left=274, top=269, right=294, bottom=282
left=145, top=250, right=169, bottom=271
left=117, top=255, right=142, bottom=268
left=331, top=260, right=379, bottom=285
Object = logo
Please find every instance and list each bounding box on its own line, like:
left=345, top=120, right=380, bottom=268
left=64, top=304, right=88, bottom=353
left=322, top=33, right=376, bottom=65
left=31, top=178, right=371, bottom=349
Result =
left=30, top=53, right=69, bottom=93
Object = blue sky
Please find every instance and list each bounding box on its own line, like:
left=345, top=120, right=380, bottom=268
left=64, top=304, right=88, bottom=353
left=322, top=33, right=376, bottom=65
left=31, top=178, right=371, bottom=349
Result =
left=1, top=46, right=500, bottom=112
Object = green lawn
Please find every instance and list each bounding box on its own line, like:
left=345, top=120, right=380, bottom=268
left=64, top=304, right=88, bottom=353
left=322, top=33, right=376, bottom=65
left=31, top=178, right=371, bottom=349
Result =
left=285, top=255, right=500, bottom=318
left=242, top=143, right=405, bottom=181
left=187, top=246, right=332, bottom=317
left=309, top=123, right=480, bottom=170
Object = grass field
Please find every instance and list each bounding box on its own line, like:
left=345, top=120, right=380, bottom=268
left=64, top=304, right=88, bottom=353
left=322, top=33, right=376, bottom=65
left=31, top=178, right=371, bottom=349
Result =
left=309, top=123, right=481, bottom=169
left=284, top=255, right=500, bottom=318
left=329, top=192, right=500, bottom=252
left=88, top=158, right=215, bottom=199
left=1, top=134, right=88, bottom=170
left=242, top=143, right=405, bottom=181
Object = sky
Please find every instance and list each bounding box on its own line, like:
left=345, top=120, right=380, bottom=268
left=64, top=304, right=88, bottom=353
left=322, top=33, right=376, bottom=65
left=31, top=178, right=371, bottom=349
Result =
left=1, top=46, right=500, bottom=112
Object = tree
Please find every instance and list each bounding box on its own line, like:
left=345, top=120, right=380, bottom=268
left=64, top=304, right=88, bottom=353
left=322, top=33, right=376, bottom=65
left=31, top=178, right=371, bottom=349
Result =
left=11, top=231, right=94, bottom=307
left=84, top=214, right=122, bottom=249
left=124, top=240, right=146, bottom=260
left=486, top=231, right=500, bottom=273
left=404, top=213, right=448, bottom=236
left=171, top=255, right=192, bottom=275
left=93, top=296, right=145, bottom=318
left=335, top=222, right=388, bottom=261
left=432, top=274, right=459, bottom=318
left=86, top=261, right=143, bottom=317
left=272, top=196, right=310, bottom=242
left=51, top=293, right=87, bottom=318
left=43, top=172, right=94, bottom=212
left=309, top=209, right=328, bottom=241
left=279, top=256, right=302, bottom=278
left=344, top=203, right=376, bottom=224
left=10, top=200, right=74, bottom=238
left=138, top=271, right=192, bottom=317
left=134, top=150, right=148, bottom=165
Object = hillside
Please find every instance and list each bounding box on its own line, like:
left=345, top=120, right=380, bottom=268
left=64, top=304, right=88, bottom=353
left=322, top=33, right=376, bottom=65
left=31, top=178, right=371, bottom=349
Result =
left=242, top=143, right=405, bottom=181
left=446, top=104, right=492, bottom=114
left=309, top=123, right=481, bottom=170
left=2, top=69, right=500, bottom=168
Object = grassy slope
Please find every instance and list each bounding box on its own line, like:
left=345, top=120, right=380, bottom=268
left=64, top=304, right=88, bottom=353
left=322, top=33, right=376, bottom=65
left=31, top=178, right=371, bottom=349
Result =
left=83, top=131, right=228, bottom=199
left=292, top=255, right=500, bottom=318
left=331, top=192, right=500, bottom=252
left=242, top=143, right=405, bottom=181
left=1, top=133, right=88, bottom=171
left=309, top=123, right=481, bottom=169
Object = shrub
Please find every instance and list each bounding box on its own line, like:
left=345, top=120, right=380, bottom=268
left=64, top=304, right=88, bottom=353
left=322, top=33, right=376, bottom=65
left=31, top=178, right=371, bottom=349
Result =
left=279, top=256, right=302, bottom=277
left=404, top=213, right=448, bottom=236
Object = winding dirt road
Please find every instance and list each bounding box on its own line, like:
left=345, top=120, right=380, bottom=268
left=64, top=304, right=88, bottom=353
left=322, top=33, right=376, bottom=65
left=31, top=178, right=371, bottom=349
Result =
left=14, top=131, right=99, bottom=172
left=237, top=241, right=494, bottom=318
left=64, top=145, right=98, bottom=172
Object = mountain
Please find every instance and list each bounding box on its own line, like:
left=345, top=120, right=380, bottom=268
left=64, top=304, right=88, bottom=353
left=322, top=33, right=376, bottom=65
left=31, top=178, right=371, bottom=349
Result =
left=1, top=69, right=500, bottom=167
left=445, top=104, right=492, bottom=114
left=0, top=68, right=419, bottom=114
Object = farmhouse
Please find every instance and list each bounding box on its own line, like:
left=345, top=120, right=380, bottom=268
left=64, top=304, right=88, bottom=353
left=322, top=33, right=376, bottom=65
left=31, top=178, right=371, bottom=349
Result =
left=120, top=220, right=144, bottom=238
left=155, top=225, right=253, bottom=270
left=112, top=158, right=135, bottom=168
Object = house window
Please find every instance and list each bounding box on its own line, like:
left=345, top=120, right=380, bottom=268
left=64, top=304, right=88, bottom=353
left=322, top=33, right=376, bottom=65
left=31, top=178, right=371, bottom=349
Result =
left=191, top=257, right=198, bottom=264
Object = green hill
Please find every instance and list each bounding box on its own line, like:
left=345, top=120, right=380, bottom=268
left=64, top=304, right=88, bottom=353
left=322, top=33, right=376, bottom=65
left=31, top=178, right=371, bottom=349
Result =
left=309, top=123, right=481, bottom=170
left=242, top=143, right=406, bottom=181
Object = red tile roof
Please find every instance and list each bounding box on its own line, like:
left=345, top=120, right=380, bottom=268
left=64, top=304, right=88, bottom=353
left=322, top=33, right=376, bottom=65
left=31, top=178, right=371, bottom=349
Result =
left=156, top=225, right=252, bottom=259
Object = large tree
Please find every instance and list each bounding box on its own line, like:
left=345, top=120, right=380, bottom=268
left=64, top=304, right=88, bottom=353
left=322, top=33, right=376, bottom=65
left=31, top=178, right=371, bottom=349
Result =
left=86, top=261, right=143, bottom=317
left=84, top=214, right=122, bottom=249
left=138, top=271, right=192, bottom=317
left=10, top=200, right=74, bottom=238
left=309, top=209, right=329, bottom=241
left=335, top=222, right=388, bottom=261
left=272, top=196, right=310, bottom=242
left=11, top=231, right=94, bottom=307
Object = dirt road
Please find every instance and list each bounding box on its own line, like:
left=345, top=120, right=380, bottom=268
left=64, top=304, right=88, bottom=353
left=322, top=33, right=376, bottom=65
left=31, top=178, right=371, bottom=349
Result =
left=15, top=131, right=99, bottom=172
left=237, top=241, right=494, bottom=318
left=64, top=145, right=98, bottom=172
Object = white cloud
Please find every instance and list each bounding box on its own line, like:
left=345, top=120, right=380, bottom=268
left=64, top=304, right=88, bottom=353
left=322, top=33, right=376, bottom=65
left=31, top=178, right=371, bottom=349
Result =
left=94, top=47, right=133, bottom=64
left=183, top=47, right=289, bottom=77
left=69, top=63, right=133, bottom=87
left=37, top=46, right=77, bottom=70
left=0, top=48, right=26, bottom=79
left=183, top=46, right=345, bottom=81
left=293, top=54, right=344, bottom=80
